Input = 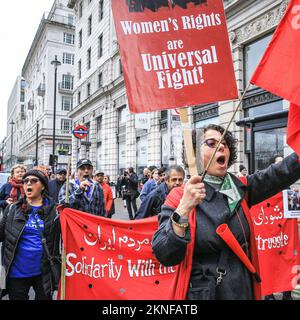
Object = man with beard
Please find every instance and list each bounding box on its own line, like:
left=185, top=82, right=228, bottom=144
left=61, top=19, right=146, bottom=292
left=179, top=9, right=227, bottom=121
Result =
left=59, top=159, right=106, bottom=216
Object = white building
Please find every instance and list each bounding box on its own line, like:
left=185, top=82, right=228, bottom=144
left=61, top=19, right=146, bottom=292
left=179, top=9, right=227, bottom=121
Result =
left=4, top=76, right=26, bottom=170
left=67, top=0, right=292, bottom=181
left=20, top=0, right=75, bottom=169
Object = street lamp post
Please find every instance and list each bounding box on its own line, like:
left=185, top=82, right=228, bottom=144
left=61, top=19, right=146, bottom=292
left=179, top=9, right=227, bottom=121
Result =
left=51, top=55, right=61, bottom=173
left=10, top=120, right=15, bottom=169
left=35, top=120, right=39, bottom=166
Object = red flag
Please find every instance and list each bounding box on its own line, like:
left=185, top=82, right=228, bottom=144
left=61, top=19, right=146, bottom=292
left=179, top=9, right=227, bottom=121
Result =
left=287, top=103, right=300, bottom=157
left=250, top=0, right=300, bottom=105
left=251, top=0, right=300, bottom=155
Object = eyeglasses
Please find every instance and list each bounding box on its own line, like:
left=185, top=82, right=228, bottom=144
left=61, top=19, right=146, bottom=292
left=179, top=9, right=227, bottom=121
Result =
left=22, top=178, right=40, bottom=185
left=203, top=138, right=228, bottom=149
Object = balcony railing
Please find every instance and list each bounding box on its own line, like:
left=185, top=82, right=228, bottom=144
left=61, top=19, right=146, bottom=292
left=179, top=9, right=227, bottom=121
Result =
left=44, top=12, right=75, bottom=27
left=58, top=82, right=73, bottom=93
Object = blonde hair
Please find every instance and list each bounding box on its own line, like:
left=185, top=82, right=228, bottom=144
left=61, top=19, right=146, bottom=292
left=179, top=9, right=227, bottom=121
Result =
left=11, top=164, right=26, bottom=176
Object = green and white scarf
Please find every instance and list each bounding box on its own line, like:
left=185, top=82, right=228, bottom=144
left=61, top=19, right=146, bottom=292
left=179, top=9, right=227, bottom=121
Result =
left=203, top=174, right=242, bottom=214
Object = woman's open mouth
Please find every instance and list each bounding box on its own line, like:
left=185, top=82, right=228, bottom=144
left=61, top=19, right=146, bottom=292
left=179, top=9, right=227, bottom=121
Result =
left=26, top=187, right=33, bottom=194
left=216, top=155, right=226, bottom=166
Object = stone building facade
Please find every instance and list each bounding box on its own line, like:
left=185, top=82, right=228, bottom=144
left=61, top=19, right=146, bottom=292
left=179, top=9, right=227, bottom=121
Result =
left=19, top=0, right=75, bottom=169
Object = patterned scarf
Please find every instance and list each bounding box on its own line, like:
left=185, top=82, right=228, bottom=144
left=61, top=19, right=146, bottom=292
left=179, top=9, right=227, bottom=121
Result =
left=203, top=173, right=242, bottom=214
left=9, top=178, right=25, bottom=202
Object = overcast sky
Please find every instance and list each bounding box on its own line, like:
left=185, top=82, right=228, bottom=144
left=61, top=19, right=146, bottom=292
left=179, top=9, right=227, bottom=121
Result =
left=0, top=0, right=54, bottom=142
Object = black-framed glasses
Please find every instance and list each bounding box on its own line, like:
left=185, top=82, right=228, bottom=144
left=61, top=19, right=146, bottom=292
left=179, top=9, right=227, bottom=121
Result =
left=22, top=178, right=40, bottom=185
left=203, top=138, right=228, bottom=149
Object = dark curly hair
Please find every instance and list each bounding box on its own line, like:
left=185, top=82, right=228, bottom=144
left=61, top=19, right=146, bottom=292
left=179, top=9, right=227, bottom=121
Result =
left=183, top=124, right=238, bottom=170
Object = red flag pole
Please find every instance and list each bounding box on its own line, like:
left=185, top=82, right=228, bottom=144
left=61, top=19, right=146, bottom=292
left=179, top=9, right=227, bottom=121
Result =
left=60, top=157, right=71, bottom=300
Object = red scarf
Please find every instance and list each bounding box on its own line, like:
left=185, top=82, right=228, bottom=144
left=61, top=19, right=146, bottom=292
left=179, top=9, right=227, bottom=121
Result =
left=9, top=178, right=25, bottom=202
left=164, top=185, right=261, bottom=300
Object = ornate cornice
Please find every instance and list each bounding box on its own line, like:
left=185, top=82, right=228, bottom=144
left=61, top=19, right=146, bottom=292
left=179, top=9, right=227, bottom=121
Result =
left=193, top=104, right=219, bottom=122
left=229, top=0, right=289, bottom=47
left=243, top=90, right=281, bottom=109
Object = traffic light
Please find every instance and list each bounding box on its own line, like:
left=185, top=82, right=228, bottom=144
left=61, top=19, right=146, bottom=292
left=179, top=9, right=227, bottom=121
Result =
left=49, top=154, right=58, bottom=167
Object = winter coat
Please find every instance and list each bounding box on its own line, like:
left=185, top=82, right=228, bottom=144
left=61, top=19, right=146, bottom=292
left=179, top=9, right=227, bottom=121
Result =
left=48, top=179, right=65, bottom=204
left=0, top=198, right=60, bottom=297
left=139, top=179, right=158, bottom=202
left=0, top=183, right=13, bottom=209
left=135, top=182, right=169, bottom=219
left=152, top=152, right=300, bottom=300
left=58, top=179, right=106, bottom=216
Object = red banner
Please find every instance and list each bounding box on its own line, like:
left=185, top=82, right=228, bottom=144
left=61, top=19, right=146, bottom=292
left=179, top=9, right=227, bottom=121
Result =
left=111, top=0, right=238, bottom=113
left=250, top=192, right=300, bottom=296
left=59, top=208, right=176, bottom=299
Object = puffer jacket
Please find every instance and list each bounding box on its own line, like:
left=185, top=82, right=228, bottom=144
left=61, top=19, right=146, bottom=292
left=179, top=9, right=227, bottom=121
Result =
left=0, top=198, right=61, bottom=297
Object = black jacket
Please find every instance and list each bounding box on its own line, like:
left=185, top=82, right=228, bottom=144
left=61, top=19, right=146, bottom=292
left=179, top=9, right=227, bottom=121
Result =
left=152, top=152, right=300, bottom=266
left=0, top=183, right=12, bottom=209
left=48, top=179, right=65, bottom=203
left=135, top=182, right=169, bottom=219
left=0, top=198, right=60, bottom=297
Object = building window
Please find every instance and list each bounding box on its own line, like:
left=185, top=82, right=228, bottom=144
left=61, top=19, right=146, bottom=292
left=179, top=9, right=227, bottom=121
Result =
left=96, top=116, right=102, bottom=141
left=118, top=106, right=127, bottom=125
left=119, top=59, right=123, bottom=75
left=61, top=119, right=72, bottom=134
left=63, top=33, right=75, bottom=44
left=98, top=34, right=103, bottom=58
left=68, top=14, right=74, bottom=26
left=88, top=15, right=92, bottom=36
left=78, top=60, right=82, bottom=79
left=78, top=91, right=81, bottom=104
left=87, top=83, right=91, bottom=97
left=62, top=96, right=73, bottom=111
left=87, top=48, right=91, bottom=70
left=20, top=91, right=25, bottom=102
left=244, top=34, right=272, bottom=88
left=99, top=0, right=104, bottom=21
left=98, top=72, right=103, bottom=88
left=62, top=75, right=74, bottom=90
left=79, top=1, right=83, bottom=18
left=63, top=53, right=74, bottom=65
left=79, top=29, right=82, bottom=48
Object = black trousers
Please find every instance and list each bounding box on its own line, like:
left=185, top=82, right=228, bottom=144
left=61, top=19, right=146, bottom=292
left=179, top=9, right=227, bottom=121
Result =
left=125, top=196, right=138, bottom=220
left=7, top=276, right=51, bottom=300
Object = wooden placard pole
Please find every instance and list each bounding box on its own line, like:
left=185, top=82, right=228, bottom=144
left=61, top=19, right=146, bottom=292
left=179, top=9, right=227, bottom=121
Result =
left=60, top=157, right=71, bottom=300
left=179, top=107, right=198, bottom=176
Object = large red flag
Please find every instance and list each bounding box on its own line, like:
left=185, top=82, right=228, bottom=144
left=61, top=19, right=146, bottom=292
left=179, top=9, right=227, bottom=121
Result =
left=250, top=0, right=300, bottom=105
left=250, top=0, right=300, bottom=155
left=287, top=103, right=300, bottom=156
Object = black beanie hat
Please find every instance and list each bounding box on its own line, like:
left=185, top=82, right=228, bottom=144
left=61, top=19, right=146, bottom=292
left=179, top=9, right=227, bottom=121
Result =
left=23, top=170, right=49, bottom=192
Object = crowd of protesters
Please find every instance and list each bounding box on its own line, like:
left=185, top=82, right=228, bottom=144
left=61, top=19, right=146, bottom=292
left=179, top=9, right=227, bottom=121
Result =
left=0, top=124, right=300, bottom=301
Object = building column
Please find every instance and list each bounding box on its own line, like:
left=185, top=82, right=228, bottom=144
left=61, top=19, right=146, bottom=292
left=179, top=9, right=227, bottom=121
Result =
left=125, top=112, right=136, bottom=169
left=147, top=111, right=161, bottom=167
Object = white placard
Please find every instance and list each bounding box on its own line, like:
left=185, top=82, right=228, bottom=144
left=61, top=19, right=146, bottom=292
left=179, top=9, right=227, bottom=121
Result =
left=282, top=189, right=300, bottom=218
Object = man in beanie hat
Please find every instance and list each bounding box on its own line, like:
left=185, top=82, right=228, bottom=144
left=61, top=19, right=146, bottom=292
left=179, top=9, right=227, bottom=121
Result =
left=48, top=169, right=67, bottom=204
left=59, top=159, right=106, bottom=216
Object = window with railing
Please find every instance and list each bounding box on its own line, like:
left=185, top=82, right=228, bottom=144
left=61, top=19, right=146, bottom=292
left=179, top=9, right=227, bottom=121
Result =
left=96, top=116, right=102, bottom=141
left=62, top=75, right=74, bottom=90
left=61, top=119, right=72, bottom=134
left=63, top=53, right=75, bottom=65
left=62, top=96, right=73, bottom=111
